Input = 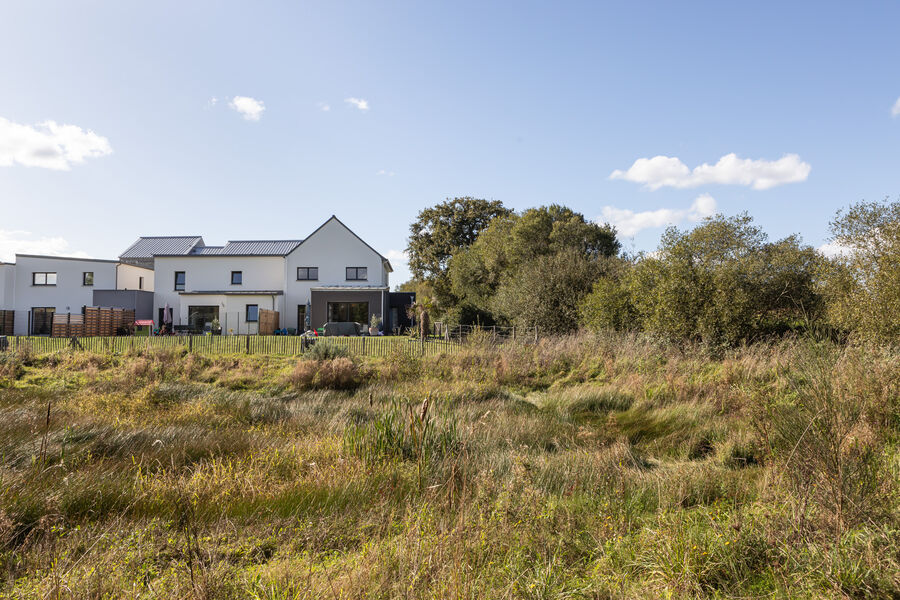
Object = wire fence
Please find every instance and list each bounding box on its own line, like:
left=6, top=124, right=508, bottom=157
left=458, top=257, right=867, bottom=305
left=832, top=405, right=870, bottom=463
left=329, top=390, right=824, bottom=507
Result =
left=443, top=324, right=539, bottom=343
left=3, top=334, right=464, bottom=358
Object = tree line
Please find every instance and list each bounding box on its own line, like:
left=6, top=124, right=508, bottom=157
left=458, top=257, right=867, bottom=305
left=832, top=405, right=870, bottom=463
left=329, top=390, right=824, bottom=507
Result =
left=401, top=196, right=900, bottom=344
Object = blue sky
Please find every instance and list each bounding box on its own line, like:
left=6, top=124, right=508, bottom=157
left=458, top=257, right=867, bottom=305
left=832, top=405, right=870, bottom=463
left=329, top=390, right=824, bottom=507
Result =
left=1, top=1, right=899, bottom=283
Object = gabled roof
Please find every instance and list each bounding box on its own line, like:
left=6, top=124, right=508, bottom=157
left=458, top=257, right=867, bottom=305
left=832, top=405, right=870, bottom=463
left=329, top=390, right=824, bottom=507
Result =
left=292, top=215, right=393, bottom=272
left=119, top=236, right=204, bottom=260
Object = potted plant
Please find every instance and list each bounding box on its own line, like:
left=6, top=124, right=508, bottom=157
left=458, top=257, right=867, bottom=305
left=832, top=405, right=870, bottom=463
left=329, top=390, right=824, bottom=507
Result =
left=210, top=318, right=222, bottom=336
left=369, top=314, right=381, bottom=336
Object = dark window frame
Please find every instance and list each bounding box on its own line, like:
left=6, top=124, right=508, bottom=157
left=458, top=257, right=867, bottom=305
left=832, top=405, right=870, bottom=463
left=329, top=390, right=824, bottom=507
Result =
left=83, top=271, right=94, bottom=286
left=345, top=267, right=368, bottom=281
left=327, top=301, right=369, bottom=323
left=32, top=272, right=57, bottom=286
left=297, top=267, right=318, bottom=281
left=246, top=304, right=259, bottom=322
left=174, top=271, right=186, bottom=291
left=138, top=276, right=144, bottom=290
left=231, top=271, right=242, bottom=285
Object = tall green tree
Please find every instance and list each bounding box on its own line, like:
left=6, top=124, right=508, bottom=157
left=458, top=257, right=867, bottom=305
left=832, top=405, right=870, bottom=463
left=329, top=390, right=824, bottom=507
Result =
left=822, top=198, right=900, bottom=341
left=406, top=197, right=511, bottom=309
left=584, top=214, right=822, bottom=344
left=449, top=205, right=619, bottom=326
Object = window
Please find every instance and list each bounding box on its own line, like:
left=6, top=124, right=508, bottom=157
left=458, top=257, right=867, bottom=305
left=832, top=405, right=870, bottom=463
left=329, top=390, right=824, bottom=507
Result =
left=174, top=271, right=186, bottom=291
left=31, top=307, right=55, bottom=335
left=32, top=272, right=57, bottom=286
left=327, top=301, right=369, bottom=323
left=83, top=272, right=94, bottom=286
left=346, top=267, right=367, bottom=281
left=231, top=271, right=242, bottom=285
left=297, top=305, right=308, bottom=330
left=138, top=276, right=144, bottom=290
left=297, top=267, right=318, bottom=281
left=246, top=304, right=259, bottom=322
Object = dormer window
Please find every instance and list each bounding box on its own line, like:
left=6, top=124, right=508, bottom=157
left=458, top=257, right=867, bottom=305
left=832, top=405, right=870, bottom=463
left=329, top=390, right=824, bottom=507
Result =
left=346, top=267, right=367, bottom=281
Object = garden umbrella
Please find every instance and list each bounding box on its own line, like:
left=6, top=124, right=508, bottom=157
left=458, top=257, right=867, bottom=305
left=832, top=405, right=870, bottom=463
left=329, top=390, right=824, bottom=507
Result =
left=305, top=300, right=311, bottom=331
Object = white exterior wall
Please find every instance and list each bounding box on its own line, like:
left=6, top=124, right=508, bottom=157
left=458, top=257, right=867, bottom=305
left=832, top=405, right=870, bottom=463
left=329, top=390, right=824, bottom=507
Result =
left=172, top=293, right=283, bottom=334
left=283, top=218, right=389, bottom=330
left=13, top=255, right=117, bottom=335
left=117, top=263, right=154, bottom=291
left=0, top=263, right=14, bottom=309
left=153, top=255, right=285, bottom=329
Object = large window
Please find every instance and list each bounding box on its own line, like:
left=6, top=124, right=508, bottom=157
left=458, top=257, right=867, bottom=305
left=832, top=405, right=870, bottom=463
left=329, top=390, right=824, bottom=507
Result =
left=297, top=267, right=318, bottom=281
left=83, top=272, right=94, bottom=286
left=345, top=267, right=367, bottom=281
left=31, top=307, right=55, bottom=335
left=174, top=271, right=186, bottom=291
left=32, top=272, right=57, bottom=286
left=231, top=271, right=242, bottom=285
left=327, top=301, right=368, bottom=323
left=246, top=304, right=259, bottom=322
left=187, top=305, right=218, bottom=333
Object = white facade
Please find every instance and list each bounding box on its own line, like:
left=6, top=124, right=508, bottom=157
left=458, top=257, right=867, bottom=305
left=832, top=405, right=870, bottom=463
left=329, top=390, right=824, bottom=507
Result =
left=150, top=216, right=392, bottom=333
left=2, top=215, right=395, bottom=336
left=0, top=263, right=14, bottom=309
left=117, top=263, right=154, bottom=292
left=12, top=255, right=117, bottom=335
left=153, top=255, right=285, bottom=334
left=283, top=217, right=390, bottom=330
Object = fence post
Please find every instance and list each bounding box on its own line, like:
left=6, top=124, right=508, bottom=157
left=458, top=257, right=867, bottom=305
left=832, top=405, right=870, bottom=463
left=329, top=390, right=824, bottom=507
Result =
left=534, top=326, right=538, bottom=343
left=246, top=334, right=250, bottom=354
left=189, top=335, right=193, bottom=353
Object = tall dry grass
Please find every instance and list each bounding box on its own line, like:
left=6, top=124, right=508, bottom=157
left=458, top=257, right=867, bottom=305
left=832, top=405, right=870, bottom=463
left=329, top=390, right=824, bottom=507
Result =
left=0, top=333, right=897, bottom=598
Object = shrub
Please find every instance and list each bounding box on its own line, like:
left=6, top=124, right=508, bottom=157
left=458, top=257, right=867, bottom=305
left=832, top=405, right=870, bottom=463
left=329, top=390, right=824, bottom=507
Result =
left=304, top=341, right=349, bottom=361
left=753, top=342, right=894, bottom=534
left=289, top=357, right=365, bottom=390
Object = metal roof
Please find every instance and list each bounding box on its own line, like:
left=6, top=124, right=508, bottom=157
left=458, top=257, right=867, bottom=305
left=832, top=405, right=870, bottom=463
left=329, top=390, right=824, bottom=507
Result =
left=189, top=246, right=224, bottom=255
left=119, top=236, right=204, bottom=259
left=217, top=240, right=302, bottom=256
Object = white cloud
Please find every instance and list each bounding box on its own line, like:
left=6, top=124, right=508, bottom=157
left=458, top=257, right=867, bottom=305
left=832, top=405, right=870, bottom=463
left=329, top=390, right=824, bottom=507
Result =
left=818, top=241, right=852, bottom=258
left=345, top=97, right=369, bottom=111
left=385, top=249, right=408, bottom=263
left=0, top=117, right=112, bottom=171
left=228, top=96, right=265, bottom=121
left=598, top=194, right=717, bottom=237
left=318, top=102, right=331, bottom=112
left=610, top=153, right=811, bottom=190
left=892, top=97, right=900, bottom=117
left=376, top=169, right=395, bottom=176
left=208, top=97, right=218, bottom=107
left=0, top=229, right=91, bottom=262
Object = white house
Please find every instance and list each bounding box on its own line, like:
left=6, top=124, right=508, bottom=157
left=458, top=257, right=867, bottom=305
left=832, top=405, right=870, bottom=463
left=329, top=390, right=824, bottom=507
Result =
left=148, top=216, right=394, bottom=334
left=1, top=216, right=407, bottom=336
left=11, top=255, right=118, bottom=335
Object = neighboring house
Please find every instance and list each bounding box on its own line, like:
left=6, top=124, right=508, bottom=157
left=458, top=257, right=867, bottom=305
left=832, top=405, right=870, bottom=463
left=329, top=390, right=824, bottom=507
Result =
left=151, top=216, right=395, bottom=333
left=3, top=216, right=403, bottom=336
left=12, top=255, right=118, bottom=335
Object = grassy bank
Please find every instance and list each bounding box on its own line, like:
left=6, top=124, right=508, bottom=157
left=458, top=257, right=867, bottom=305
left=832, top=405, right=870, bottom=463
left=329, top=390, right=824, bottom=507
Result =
left=1, top=334, right=898, bottom=598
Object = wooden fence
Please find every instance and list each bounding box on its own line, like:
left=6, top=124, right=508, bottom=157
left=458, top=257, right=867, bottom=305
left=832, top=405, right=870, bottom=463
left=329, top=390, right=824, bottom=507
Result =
left=4, top=334, right=463, bottom=358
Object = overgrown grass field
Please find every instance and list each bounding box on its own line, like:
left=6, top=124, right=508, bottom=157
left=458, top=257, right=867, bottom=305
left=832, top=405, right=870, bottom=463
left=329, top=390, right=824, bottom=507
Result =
left=1, top=335, right=898, bottom=598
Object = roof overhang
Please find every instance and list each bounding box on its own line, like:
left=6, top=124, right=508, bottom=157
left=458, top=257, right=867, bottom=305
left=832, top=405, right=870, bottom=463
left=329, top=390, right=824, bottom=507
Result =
left=311, top=286, right=389, bottom=292
left=178, top=290, right=284, bottom=296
